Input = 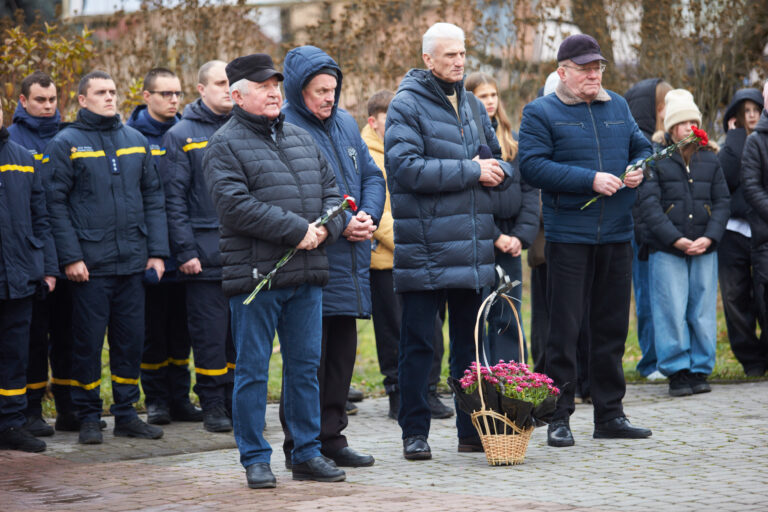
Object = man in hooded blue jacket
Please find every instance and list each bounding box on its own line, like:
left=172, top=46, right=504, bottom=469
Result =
left=279, top=45, right=385, bottom=468
left=8, top=71, right=70, bottom=437
left=384, top=22, right=514, bottom=460
left=126, top=67, right=202, bottom=426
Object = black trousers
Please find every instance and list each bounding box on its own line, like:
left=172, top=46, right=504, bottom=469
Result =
left=718, top=231, right=768, bottom=372
left=0, top=297, right=33, bottom=431
left=370, top=269, right=443, bottom=394
left=70, top=275, right=144, bottom=423
left=186, top=280, right=235, bottom=411
left=26, top=281, right=75, bottom=417
left=281, top=315, right=357, bottom=455
left=141, top=278, right=193, bottom=408
left=545, top=242, right=631, bottom=423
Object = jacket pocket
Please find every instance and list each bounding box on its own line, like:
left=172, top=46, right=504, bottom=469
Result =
left=664, top=204, right=675, bottom=215
left=76, top=228, right=106, bottom=242
left=603, top=120, right=626, bottom=127
left=704, top=204, right=712, bottom=217
left=26, top=234, right=45, bottom=249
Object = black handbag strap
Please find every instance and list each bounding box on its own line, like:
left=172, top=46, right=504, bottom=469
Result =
left=467, top=91, right=488, bottom=147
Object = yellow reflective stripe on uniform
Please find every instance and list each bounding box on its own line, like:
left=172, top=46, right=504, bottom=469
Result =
left=141, top=359, right=169, bottom=371
left=0, top=164, right=35, bottom=173
left=151, top=149, right=166, bottom=156
left=115, top=146, right=147, bottom=156
left=182, top=141, right=208, bottom=152
left=111, top=375, right=139, bottom=385
left=50, top=377, right=101, bottom=390
left=0, top=387, right=26, bottom=396
left=34, top=153, right=44, bottom=160
left=195, top=366, right=228, bottom=376
left=168, top=358, right=189, bottom=366
left=70, top=150, right=106, bottom=160
left=26, top=381, right=48, bottom=390
left=227, top=363, right=236, bottom=370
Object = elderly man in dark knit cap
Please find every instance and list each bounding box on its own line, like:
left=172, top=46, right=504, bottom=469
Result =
left=203, top=53, right=346, bottom=489
left=519, top=34, right=653, bottom=447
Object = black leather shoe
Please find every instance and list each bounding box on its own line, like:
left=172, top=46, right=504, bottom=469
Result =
left=457, top=436, right=484, bottom=452
left=593, top=417, right=652, bottom=439
left=547, top=420, right=574, bottom=447
left=292, top=456, right=346, bottom=482
left=24, top=415, right=54, bottom=437
left=114, top=418, right=163, bottom=439
left=55, top=413, right=107, bottom=432
left=428, top=391, right=454, bottom=419
left=246, top=463, right=276, bottom=489
left=0, top=426, right=46, bottom=452
left=78, top=421, right=103, bottom=444
left=170, top=400, right=204, bottom=422
left=323, top=446, right=375, bottom=467
left=347, top=387, right=364, bottom=402
left=387, top=392, right=399, bottom=420
left=689, top=373, right=711, bottom=394
left=403, top=435, right=432, bottom=460
left=345, top=400, right=358, bottom=416
left=669, top=370, right=693, bottom=397
left=147, top=403, right=171, bottom=425
left=203, top=405, right=233, bottom=433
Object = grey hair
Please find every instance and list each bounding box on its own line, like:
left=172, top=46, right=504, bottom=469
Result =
left=230, top=78, right=250, bottom=96
left=422, top=22, right=465, bottom=56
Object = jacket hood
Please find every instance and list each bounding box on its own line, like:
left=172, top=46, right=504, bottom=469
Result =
left=73, top=108, right=123, bottom=131
left=11, top=103, right=61, bottom=139
left=127, top=104, right=180, bottom=138
left=182, top=98, right=232, bottom=125
left=625, top=78, right=661, bottom=138
left=396, top=68, right=469, bottom=104
left=283, top=45, right=343, bottom=128
left=723, top=88, right=765, bottom=133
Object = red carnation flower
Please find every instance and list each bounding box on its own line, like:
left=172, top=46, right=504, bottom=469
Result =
left=692, top=126, right=709, bottom=146
left=343, top=194, right=358, bottom=212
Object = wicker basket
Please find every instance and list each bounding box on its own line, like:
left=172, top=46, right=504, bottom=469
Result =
left=470, top=286, right=534, bottom=466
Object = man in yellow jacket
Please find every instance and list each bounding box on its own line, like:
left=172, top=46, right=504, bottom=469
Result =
left=362, top=90, right=452, bottom=420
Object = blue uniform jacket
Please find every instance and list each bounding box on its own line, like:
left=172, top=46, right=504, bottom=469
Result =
left=282, top=45, right=385, bottom=318
left=0, top=128, right=57, bottom=299
left=8, top=104, right=61, bottom=161
left=44, top=108, right=169, bottom=276
left=384, top=69, right=513, bottom=293
left=160, top=99, right=230, bottom=281
left=127, top=104, right=181, bottom=274
left=518, top=87, right=652, bottom=244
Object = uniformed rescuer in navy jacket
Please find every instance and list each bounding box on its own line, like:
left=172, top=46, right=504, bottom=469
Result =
left=44, top=70, right=169, bottom=445
left=0, top=104, right=58, bottom=453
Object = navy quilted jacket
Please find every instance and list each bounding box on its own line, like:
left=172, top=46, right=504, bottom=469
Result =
left=518, top=88, right=652, bottom=244
left=384, top=69, right=513, bottom=293
left=282, top=45, right=385, bottom=317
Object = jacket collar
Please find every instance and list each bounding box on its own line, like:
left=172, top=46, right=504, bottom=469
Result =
left=75, top=108, right=122, bottom=131
left=555, top=80, right=611, bottom=105
left=11, top=104, right=61, bottom=138
left=232, top=105, right=284, bottom=137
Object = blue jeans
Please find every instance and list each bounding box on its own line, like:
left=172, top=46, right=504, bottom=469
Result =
left=632, top=238, right=657, bottom=376
left=229, top=284, right=323, bottom=468
left=485, top=252, right=527, bottom=364
left=649, top=251, right=718, bottom=376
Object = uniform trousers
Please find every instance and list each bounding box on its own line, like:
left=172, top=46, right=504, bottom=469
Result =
left=0, top=297, right=33, bottom=430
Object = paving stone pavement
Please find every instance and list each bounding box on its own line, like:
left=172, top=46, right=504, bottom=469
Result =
left=1, top=381, right=767, bottom=511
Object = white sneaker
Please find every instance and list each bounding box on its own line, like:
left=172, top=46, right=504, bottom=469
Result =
left=646, top=370, right=666, bottom=381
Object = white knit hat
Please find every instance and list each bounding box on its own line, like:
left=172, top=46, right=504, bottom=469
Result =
left=664, top=89, right=702, bottom=133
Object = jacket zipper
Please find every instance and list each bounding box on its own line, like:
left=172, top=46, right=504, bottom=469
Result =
left=587, top=103, right=605, bottom=243
left=323, top=125, right=363, bottom=316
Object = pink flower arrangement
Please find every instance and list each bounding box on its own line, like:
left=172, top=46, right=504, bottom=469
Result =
left=460, top=360, right=560, bottom=407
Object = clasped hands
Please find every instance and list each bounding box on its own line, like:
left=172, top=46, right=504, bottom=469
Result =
left=592, top=164, right=644, bottom=196
left=673, top=236, right=712, bottom=256
left=474, top=155, right=505, bottom=187
left=494, top=234, right=522, bottom=257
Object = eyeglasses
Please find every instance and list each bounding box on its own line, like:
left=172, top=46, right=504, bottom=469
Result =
left=561, top=63, right=606, bottom=74
left=149, top=90, right=184, bottom=99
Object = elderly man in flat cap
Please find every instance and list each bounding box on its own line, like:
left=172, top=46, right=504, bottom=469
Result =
left=203, top=53, right=346, bottom=488
left=518, top=34, right=653, bottom=447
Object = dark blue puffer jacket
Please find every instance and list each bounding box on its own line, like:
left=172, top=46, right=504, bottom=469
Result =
left=160, top=99, right=231, bottom=281
left=0, top=128, right=57, bottom=299
left=519, top=86, right=652, bottom=244
left=282, top=45, right=385, bottom=317
left=385, top=69, right=514, bottom=293
left=127, top=104, right=181, bottom=273
left=8, top=103, right=61, bottom=158
left=44, top=108, right=169, bottom=276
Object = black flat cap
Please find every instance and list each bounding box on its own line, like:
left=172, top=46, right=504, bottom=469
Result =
left=557, top=34, right=608, bottom=65
left=226, top=54, right=284, bottom=84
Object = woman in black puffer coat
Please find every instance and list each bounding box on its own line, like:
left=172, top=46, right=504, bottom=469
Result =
left=717, top=88, right=765, bottom=377
left=637, top=89, right=729, bottom=397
